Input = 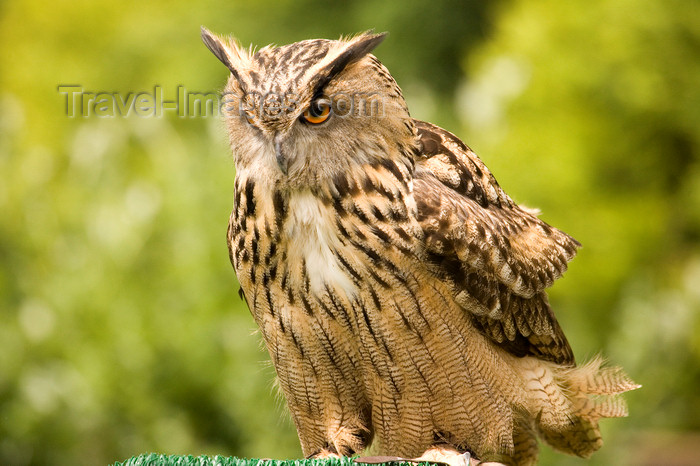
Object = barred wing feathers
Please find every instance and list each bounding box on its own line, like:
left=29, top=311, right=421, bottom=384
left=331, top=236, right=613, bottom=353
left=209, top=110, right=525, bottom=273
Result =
left=412, top=120, right=581, bottom=365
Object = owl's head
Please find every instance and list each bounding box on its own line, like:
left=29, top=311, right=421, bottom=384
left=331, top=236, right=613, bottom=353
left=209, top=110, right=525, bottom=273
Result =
left=202, top=28, right=416, bottom=189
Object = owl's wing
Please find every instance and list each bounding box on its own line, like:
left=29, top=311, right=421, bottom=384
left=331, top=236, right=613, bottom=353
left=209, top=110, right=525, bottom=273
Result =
left=412, top=120, right=580, bottom=365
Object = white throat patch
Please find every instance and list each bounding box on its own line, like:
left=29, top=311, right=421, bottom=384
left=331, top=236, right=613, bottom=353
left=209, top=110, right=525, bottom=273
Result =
left=284, top=191, right=357, bottom=297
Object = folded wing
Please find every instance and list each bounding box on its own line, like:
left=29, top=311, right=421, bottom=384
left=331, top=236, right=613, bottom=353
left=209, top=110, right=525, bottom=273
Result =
left=413, top=120, right=581, bottom=365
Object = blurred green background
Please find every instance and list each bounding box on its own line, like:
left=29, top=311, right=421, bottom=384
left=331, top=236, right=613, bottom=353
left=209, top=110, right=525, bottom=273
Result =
left=1, top=0, right=699, bottom=465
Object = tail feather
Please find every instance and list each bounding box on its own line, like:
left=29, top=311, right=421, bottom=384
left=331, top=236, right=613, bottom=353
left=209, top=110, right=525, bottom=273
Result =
left=522, top=355, right=640, bottom=459
left=539, top=417, right=603, bottom=458
left=562, top=356, right=641, bottom=396
left=573, top=393, right=630, bottom=419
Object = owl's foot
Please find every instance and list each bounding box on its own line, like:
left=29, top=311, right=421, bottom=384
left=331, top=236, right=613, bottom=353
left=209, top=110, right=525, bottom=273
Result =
left=414, top=445, right=474, bottom=466
left=413, top=445, right=506, bottom=466
left=308, top=449, right=341, bottom=459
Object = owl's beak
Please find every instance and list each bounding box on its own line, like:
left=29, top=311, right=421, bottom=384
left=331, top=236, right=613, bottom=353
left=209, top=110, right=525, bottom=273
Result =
left=274, top=133, right=288, bottom=175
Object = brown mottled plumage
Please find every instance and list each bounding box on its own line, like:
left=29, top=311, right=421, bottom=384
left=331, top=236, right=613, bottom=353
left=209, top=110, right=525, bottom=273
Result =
left=201, top=28, right=639, bottom=466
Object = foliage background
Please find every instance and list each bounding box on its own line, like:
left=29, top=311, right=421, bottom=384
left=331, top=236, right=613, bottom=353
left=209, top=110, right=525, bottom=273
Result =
left=1, top=0, right=699, bottom=465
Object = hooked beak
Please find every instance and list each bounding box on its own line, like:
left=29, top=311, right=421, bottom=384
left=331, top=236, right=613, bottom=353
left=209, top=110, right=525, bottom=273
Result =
left=274, top=132, right=288, bottom=175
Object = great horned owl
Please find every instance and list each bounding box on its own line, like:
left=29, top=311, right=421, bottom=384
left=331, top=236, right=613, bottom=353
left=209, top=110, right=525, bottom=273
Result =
left=201, top=28, right=639, bottom=466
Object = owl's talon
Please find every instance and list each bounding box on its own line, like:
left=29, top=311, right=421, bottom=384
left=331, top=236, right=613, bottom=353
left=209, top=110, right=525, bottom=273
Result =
left=413, top=446, right=483, bottom=466
left=309, top=449, right=342, bottom=460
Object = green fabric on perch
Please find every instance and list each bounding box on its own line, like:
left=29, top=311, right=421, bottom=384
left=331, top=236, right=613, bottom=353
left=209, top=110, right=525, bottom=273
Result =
left=113, top=455, right=426, bottom=466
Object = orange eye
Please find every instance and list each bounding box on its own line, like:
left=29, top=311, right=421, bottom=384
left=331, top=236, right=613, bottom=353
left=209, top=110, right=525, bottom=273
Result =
left=243, top=110, right=255, bottom=125
left=302, top=100, right=331, bottom=124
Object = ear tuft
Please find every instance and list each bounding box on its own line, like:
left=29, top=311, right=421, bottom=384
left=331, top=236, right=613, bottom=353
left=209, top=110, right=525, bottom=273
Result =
left=201, top=26, right=233, bottom=69
left=345, top=31, right=388, bottom=61
left=311, top=31, right=388, bottom=99
left=201, top=26, right=249, bottom=90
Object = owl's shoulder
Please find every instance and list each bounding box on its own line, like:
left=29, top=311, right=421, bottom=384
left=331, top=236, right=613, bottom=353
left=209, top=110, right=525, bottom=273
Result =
left=410, top=119, right=580, bottom=299
left=413, top=120, right=515, bottom=210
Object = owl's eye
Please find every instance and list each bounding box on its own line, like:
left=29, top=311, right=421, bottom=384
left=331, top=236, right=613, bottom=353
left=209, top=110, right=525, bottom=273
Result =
left=302, top=100, right=332, bottom=125
left=243, top=110, right=255, bottom=125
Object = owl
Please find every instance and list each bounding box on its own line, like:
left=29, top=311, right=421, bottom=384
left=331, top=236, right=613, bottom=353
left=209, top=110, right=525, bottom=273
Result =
left=201, top=28, right=639, bottom=466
